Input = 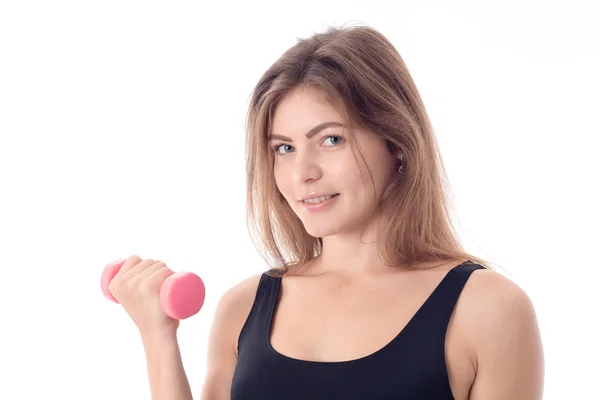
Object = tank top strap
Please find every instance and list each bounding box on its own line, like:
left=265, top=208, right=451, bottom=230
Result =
left=255, top=272, right=281, bottom=313
left=408, top=261, right=486, bottom=341
left=236, top=272, right=281, bottom=359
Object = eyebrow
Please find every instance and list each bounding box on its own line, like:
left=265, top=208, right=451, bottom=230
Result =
left=268, top=121, right=346, bottom=142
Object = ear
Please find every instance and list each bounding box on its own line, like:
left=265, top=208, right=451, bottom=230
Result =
left=394, top=149, right=404, bottom=161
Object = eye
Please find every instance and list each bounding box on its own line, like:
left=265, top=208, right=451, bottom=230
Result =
left=324, top=135, right=343, bottom=146
left=271, top=135, right=345, bottom=156
left=272, top=143, right=293, bottom=155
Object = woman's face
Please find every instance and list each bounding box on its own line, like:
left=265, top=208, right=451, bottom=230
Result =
left=269, top=86, right=400, bottom=239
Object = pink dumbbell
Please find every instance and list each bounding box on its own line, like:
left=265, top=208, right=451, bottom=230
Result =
left=101, top=258, right=206, bottom=320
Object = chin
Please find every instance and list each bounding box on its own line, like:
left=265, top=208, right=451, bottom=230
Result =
left=300, top=221, right=341, bottom=238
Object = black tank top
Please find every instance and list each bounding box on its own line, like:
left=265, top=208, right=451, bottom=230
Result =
left=231, top=261, right=484, bottom=399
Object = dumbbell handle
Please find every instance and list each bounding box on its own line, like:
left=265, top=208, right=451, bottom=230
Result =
left=101, top=259, right=205, bottom=320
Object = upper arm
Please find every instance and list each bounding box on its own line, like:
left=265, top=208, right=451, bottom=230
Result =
left=200, top=273, right=262, bottom=400
left=468, top=272, right=545, bottom=399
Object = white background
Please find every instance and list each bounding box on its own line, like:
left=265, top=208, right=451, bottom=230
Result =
left=1, top=1, right=598, bottom=399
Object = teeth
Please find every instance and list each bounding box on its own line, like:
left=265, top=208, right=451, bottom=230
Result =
left=303, top=194, right=336, bottom=204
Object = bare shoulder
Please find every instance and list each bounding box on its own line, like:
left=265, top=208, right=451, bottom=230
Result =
left=460, top=268, right=545, bottom=398
left=222, top=272, right=264, bottom=303
left=460, top=268, right=534, bottom=345
left=462, top=267, right=536, bottom=323
left=461, top=267, right=527, bottom=310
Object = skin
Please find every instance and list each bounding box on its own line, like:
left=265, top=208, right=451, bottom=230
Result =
left=270, top=85, right=402, bottom=280
left=254, top=85, right=545, bottom=399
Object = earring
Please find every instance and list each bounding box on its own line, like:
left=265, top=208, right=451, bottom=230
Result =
left=398, top=164, right=403, bottom=173
left=397, top=154, right=404, bottom=173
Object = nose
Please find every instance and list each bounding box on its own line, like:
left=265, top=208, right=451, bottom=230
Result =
left=292, top=153, right=322, bottom=184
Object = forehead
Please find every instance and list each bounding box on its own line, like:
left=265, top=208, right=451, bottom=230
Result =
left=271, top=87, right=342, bottom=133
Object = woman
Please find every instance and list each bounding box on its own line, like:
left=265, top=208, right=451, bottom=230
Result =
left=114, top=24, right=544, bottom=400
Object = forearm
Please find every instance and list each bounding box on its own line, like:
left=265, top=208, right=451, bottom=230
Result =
left=142, top=333, right=193, bottom=400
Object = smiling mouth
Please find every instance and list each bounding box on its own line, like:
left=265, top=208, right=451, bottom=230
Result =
left=301, top=193, right=340, bottom=204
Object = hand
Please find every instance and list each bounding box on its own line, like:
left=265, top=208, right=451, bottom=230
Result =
left=108, top=255, right=179, bottom=337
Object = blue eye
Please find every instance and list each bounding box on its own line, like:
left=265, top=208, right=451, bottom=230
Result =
left=272, top=135, right=344, bottom=156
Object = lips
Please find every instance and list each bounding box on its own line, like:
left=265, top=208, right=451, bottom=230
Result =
left=301, top=193, right=339, bottom=202
left=300, top=193, right=341, bottom=212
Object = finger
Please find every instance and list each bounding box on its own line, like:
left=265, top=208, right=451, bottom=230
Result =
left=135, top=264, right=173, bottom=297
left=109, top=259, right=159, bottom=301
left=121, top=258, right=156, bottom=280
left=118, top=255, right=144, bottom=275
left=130, top=261, right=166, bottom=286
left=144, top=264, right=175, bottom=290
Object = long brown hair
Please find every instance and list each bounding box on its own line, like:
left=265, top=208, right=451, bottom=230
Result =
left=244, top=23, right=501, bottom=278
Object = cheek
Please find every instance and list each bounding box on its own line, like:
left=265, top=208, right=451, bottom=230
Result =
left=274, top=172, right=291, bottom=199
